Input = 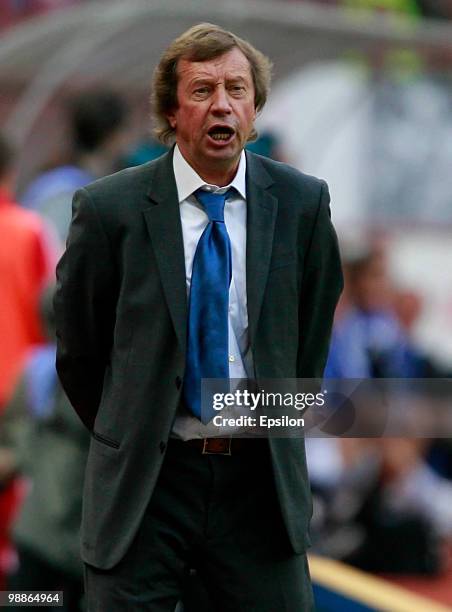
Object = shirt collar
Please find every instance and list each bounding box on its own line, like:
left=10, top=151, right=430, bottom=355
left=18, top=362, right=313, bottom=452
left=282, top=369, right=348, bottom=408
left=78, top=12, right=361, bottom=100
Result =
left=172, top=144, right=247, bottom=203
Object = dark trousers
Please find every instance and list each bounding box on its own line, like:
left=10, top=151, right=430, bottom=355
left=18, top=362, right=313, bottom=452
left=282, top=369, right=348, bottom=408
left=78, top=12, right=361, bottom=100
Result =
left=84, top=439, right=313, bottom=612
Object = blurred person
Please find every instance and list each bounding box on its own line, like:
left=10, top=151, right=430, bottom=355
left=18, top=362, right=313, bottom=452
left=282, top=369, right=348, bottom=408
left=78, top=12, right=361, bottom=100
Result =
left=21, top=90, right=130, bottom=243
left=393, top=288, right=423, bottom=333
left=325, top=244, right=427, bottom=378
left=341, top=437, right=452, bottom=574
left=310, top=437, right=450, bottom=574
left=54, top=22, right=343, bottom=611
left=0, top=135, right=56, bottom=408
left=392, top=287, right=447, bottom=377
left=0, top=134, right=56, bottom=586
left=0, top=284, right=88, bottom=611
left=392, top=289, right=452, bottom=481
left=378, top=438, right=452, bottom=540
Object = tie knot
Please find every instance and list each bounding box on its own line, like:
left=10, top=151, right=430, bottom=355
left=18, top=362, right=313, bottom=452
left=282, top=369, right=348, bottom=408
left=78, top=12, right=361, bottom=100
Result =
left=194, top=188, right=234, bottom=222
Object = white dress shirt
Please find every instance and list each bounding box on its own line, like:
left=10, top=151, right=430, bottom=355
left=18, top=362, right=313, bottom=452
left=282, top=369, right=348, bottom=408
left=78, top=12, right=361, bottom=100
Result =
left=170, top=145, right=253, bottom=440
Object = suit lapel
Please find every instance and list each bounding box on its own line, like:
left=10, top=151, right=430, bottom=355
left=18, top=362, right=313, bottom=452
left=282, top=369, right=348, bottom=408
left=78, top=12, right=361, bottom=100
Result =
left=140, top=150, right=277, bottom=355
left=143, top=150, right=187, bottom=353
left=245, top=152, right=277, bottom=347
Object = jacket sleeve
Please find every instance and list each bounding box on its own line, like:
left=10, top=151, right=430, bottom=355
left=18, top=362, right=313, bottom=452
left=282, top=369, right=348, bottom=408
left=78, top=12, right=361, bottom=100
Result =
left=297, top=181, right=343, bottom=379
left=54, top=187, right=116, bottom=430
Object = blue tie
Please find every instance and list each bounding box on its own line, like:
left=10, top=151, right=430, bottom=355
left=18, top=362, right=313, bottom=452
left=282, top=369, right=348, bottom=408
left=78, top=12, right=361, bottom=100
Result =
left=183, top=188, right=234, bottom=423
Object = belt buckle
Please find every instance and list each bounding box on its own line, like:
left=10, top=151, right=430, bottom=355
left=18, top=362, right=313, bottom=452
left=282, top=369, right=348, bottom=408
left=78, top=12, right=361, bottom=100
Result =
left=202, top=437, right=232, bottom=456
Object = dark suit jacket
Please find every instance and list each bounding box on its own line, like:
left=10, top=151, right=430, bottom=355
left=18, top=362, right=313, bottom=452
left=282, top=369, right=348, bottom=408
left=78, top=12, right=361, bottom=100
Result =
left=54, top=149, right=343, bottom=570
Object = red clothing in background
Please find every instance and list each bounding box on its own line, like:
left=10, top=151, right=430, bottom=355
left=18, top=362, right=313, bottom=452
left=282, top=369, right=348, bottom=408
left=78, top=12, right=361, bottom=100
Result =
left=0, top=188, right=56, bottom=407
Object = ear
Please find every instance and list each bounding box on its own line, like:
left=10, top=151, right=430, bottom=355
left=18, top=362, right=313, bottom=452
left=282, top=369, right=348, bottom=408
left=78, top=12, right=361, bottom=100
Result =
left=166, top=111, right=177, bottom=129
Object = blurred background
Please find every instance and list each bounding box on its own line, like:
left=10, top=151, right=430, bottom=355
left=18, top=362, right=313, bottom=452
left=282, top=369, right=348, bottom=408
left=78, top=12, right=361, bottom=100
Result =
left=0, top=1, right=452, bottom=610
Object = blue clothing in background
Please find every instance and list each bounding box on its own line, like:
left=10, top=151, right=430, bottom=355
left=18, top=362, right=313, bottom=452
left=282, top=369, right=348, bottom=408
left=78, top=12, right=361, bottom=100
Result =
left=325, top=308, right=426, bottom=379
left=20, top=166, right=93, bottom=242
left=24, top=344, right=58, bottom=420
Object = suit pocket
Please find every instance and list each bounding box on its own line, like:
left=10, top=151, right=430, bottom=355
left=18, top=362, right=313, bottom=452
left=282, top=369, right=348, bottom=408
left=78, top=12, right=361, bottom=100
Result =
left=92, top=430, right=120, bottom=449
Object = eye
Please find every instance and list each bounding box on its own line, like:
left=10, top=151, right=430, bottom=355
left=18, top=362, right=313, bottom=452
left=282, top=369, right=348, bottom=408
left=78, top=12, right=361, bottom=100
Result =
left=229, top=85, right=246, bottom=96
left=193, top=86, right=210, bottom=97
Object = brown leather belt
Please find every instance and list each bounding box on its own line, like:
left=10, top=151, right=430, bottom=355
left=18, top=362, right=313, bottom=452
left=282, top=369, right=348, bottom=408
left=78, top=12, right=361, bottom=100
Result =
left=172, top=437, right=266, bottom=456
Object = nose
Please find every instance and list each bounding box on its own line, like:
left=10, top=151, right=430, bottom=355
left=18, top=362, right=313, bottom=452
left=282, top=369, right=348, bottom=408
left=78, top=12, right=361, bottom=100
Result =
left=211, top=85, right=232, bottom=114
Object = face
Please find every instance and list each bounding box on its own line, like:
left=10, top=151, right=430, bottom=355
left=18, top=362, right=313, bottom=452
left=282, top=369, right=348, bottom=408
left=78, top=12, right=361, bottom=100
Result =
left=353, top=256, right=392, bottom=311
left=166, top=47, right=256, bottom=184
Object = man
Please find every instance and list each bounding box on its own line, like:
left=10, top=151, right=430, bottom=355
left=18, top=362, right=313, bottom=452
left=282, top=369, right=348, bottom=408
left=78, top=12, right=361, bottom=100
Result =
left=54, top=23, right=343, bottom=611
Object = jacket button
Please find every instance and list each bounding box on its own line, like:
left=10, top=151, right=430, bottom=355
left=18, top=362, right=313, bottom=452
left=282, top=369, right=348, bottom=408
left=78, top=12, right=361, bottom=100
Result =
left=175, top=376, right=182, bottom=389
left=159, top=441, right=166, bottom=454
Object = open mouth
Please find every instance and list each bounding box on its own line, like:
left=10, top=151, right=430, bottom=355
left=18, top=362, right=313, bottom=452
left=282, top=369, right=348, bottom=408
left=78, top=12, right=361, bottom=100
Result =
left=207, top=126, right=235, bottom=142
